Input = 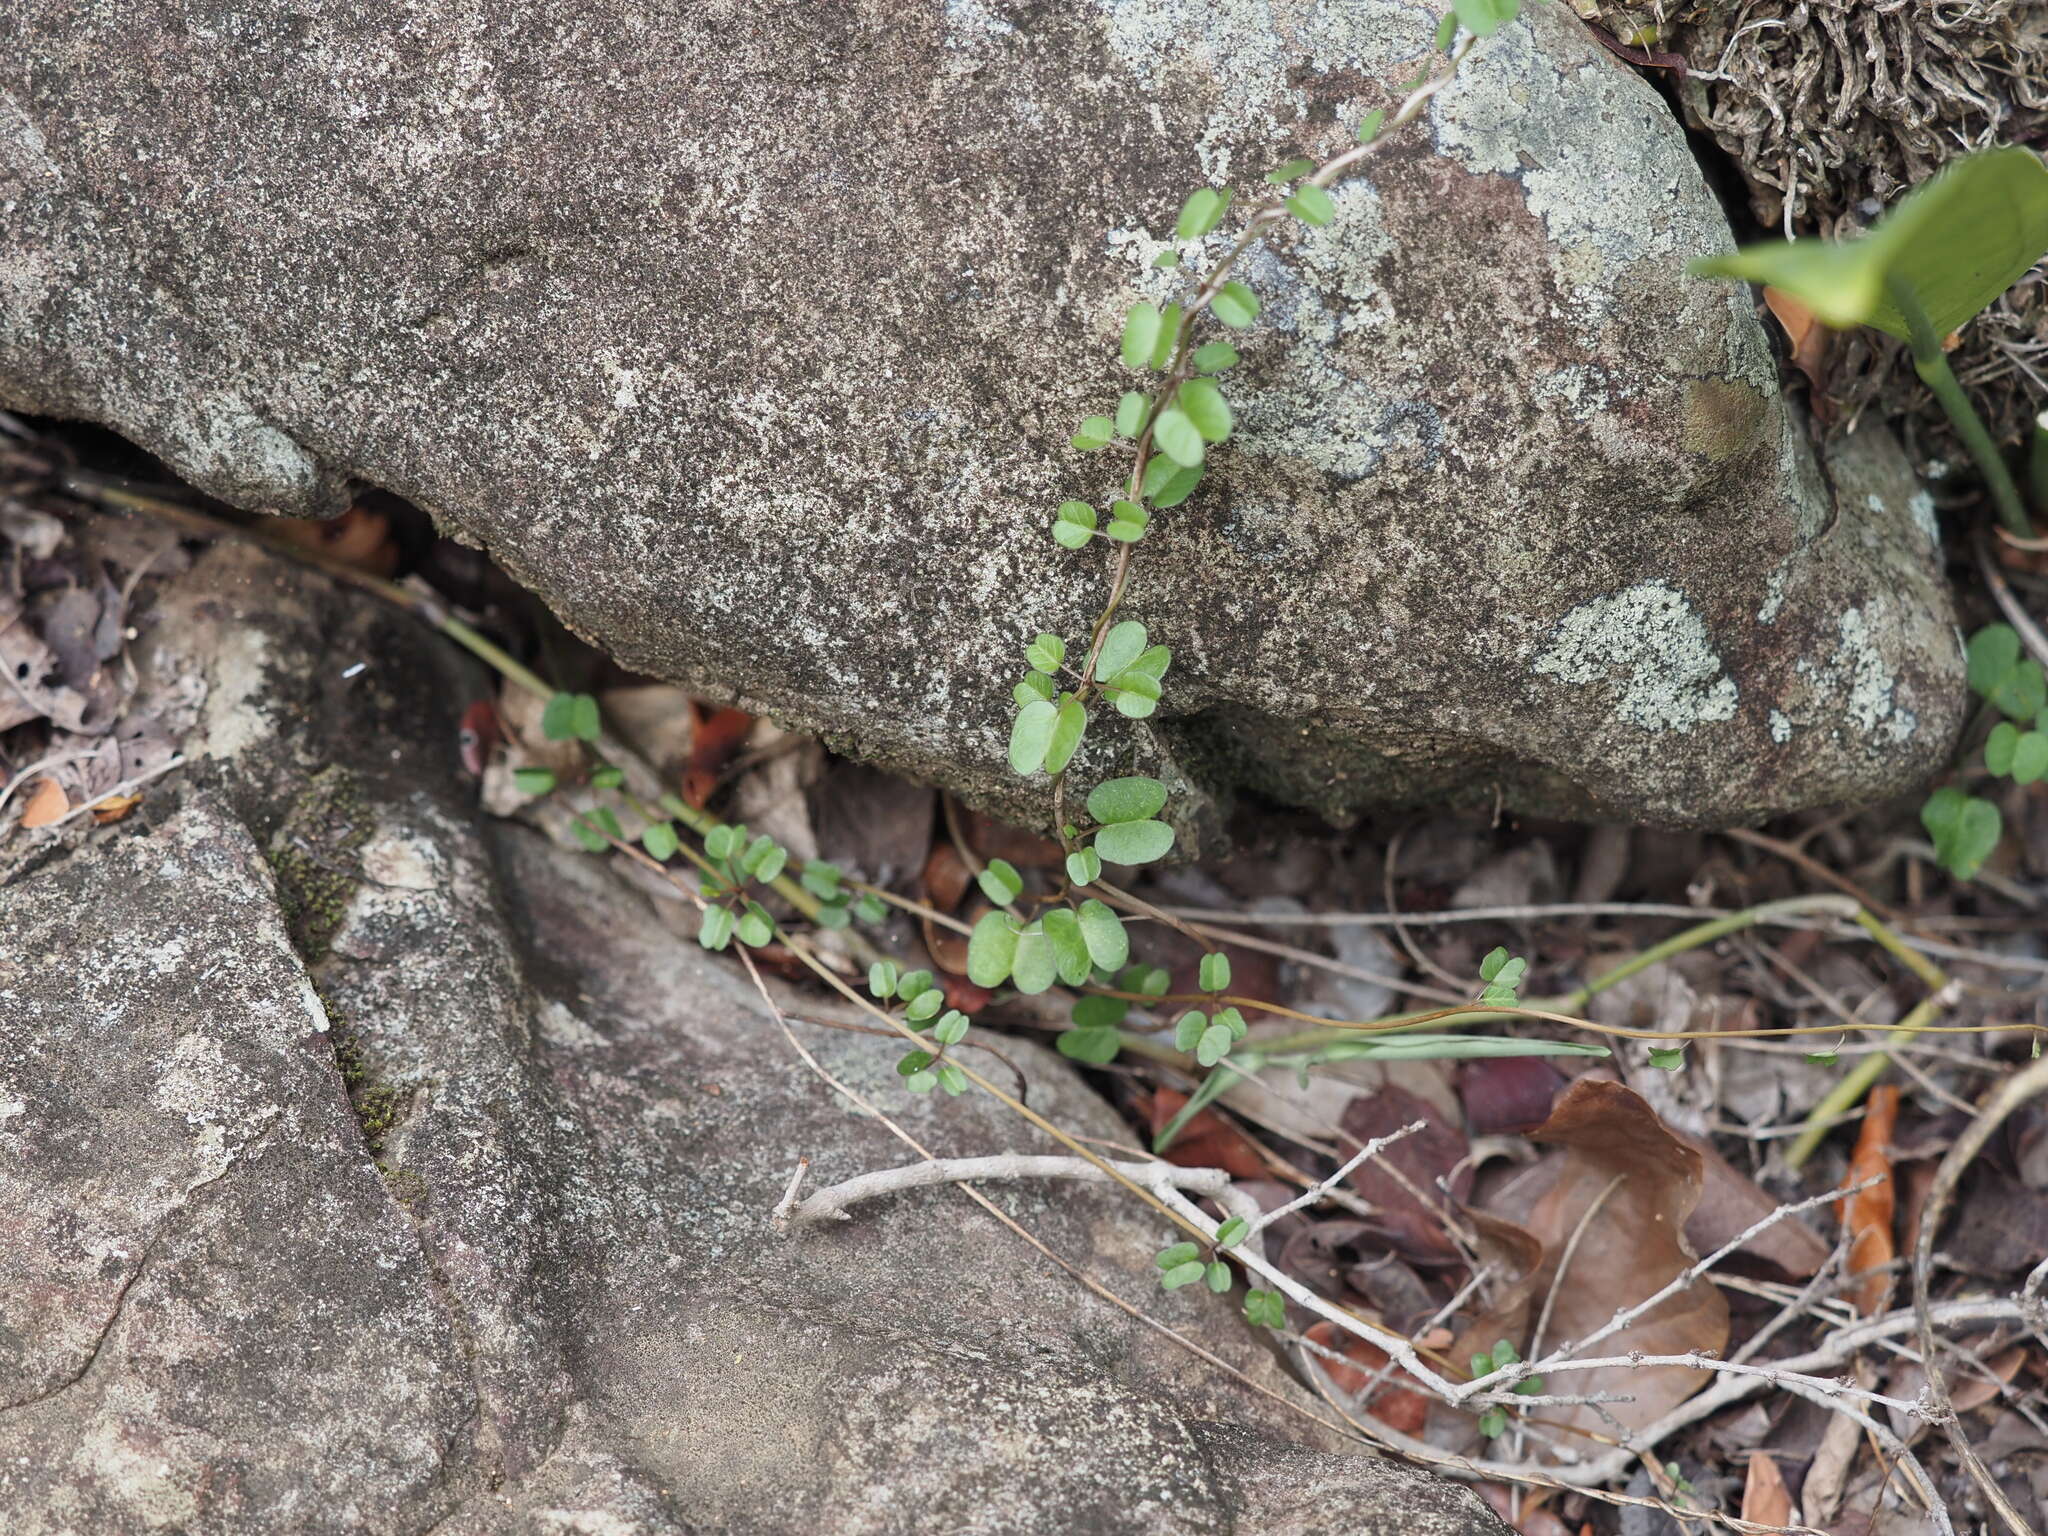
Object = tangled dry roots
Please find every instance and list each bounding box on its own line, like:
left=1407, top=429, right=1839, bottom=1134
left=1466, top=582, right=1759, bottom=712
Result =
left=1592, top=1, right=2048, bottom=456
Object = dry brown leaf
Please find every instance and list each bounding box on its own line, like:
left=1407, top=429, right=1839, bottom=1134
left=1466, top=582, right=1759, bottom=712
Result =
left=1763, top=284, right=1833, bottom=395
left=1146, top=1088, right=1268, bottom=1180
left=1478, top=1079, right=1730, bottom=1442
left=1841, top=1085, right=1900, bottom=1316
left=1684, top=1132, right=1829, bottom=1279
left=90, top=791, right=141, bottom=825
left=19, top=777, right=68, bottom=829
left=1741, top=1450, right=1796, bottom=1528
left=1301, top=1321, right=1430, bottom=1435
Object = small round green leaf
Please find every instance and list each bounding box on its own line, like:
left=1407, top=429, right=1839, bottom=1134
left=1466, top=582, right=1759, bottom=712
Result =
left=1177, top=378, right=1233, bottom=443
left=1042, top=906, right=1093, bottom=986
left=1115, top=391, right=1149, bottom=438
left=1121, top=302, right=1162, bottom=370
left=1026, top=632, right=1066, bottom=672
left=1008, top=698, right=1058, bottom=775
left=967, top=909, right=1020, bottom=987
left=512, top=767, right=557, bottom=797
left=1043, top=694, right=1088, bottom=775
left=1152, top=407, right=1204, bottom=468
left=1192, top=341, right=1239, bottom=373
left=1095, top=621, right=1148, bottom=683
left=1077, top=898, right=1128, bottom=969
left=1264, top=156, right=1314, bottom=185
left=1066, top=847, right=1103, bottom=888
left=641, top=821, right=679, bottom=861
left=1086, top=776, right=1168, bottom=825
left=1010, top=919, right=1058, bottom=995
left=1988, top=720, right=2020, bottom=776
left=1198, top=952, right=1232, bottom=993
left=2013, top=731, right=2048, bottom=784
left=1196, top=1022, right=1234, bottom=1066
left=1176, top=186, right=1231, bottom=240
left=1070, top=415, right=1116, bottom=451
left=977, top=857, right=1024, bottom=906
left=1211, top=281, right=1259, bottom=328
left=1096, top=819, right=1175, bottom=866
left=1056, top=1025, right=1122, bottom=1065
left=1285, top=183, right=1335, bottom=227
left=698, top=905, right=735, bottom=951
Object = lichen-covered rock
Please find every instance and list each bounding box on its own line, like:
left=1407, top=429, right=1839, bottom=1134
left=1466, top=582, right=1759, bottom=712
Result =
left=0, top=0, right=1961, bottom=831
left=0, top=529, right=1506, bottom=1533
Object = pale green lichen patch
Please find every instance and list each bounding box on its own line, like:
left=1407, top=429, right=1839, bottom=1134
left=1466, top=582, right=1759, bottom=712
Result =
left=1793, top=604, right=1917, bottom=743
left=1534, top=582, right=1738, bottom=733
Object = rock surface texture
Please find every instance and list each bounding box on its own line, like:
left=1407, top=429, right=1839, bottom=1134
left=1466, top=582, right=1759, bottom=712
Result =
left=0, top=0, right=1962, bottom=831
left=0, top=529, right=1508, bottom=1533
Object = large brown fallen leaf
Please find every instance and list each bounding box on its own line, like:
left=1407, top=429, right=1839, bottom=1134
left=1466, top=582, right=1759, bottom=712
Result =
left=1684, top=1133, right=1829, bottom=1279
left=1477, top=1079, right=1730, bottom=1443
left=1841, top=1085, right=1899, bottom=1317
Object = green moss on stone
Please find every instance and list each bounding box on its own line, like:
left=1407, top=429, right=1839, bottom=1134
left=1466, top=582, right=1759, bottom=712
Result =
left=267, top=766, right=373, bottom=963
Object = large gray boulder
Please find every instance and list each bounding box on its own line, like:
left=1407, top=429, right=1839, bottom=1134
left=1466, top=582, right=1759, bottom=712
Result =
left=0, top=0, right=1961, bottom=832
left=0, top=523, right=1505, bottom=1534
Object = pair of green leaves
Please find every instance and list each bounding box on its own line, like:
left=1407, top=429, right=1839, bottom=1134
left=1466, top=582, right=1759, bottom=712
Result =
left=1478, top=947, right=1526, bottom=1007
left=1095, top=622, right=1172, bottom=721
left=1088, top=772, right=1175, bottom=865
left=705, top=822, right=787, bottom=885
left=1175, top=1004, right=1248, bottom=1066
left=1468, top=1336, right=1543, bottom=1438
left=897, top=1050, right=967, bottom=1095
left=1923, top=624, right=2048, bottom=880
left=1009, top=691, right=1087, bottom=776
left=699, top=899, right=774, bottom=952
left=1054, top=967, right=1171, bottom=1066
left=967, top=899, right=1131, bottom=992
left=1152, top=378, right=1235, bottom=469
left=540, top=691, right=602, bottom=743
left=1121, top=301, right=1182, bottom=372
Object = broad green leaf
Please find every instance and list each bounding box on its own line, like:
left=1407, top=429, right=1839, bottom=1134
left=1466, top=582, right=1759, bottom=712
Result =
left=1010, top=918, right=1058, bottom=994
left=1096, top=621, right=1148, bottom=682
left=736, top=901, right=774, bottom=947
left=933, top=1010, right=969, bottom=1045
left=1108, top=670, right=1161, bottom=718
left=1244, top=1289, right=1285, bottom=1328
left=1176, top=186, right=1231, bottom=240
left=1077, top=898, right=1129, bottom=969
left=1070, top=415, right=1115, bottom=451
left=977, top=857, right=1023, bottom=906
left=1192, top=341, right=1239, bottom=373
left=1015, top=670, right=1055, bottom=704
left=1150, top=302, right=1182, bottom=370
left=1043, top=694, right=1088, bottom=774
left=1647, top=1045, right=1686, bottom=1072
left=868, top=960, right=900, bottom=999
left=1026, top=632, right=1065, bottom=672
left=2014, top=731, right=2048, bottom=784
left=641, top=821, right=679, bottom=860
left=1066, top=847, right=1103, bottom=888
left=1356, top=108, right=1385, bottom=144
left=1199, top=952, right=1232, bottom=993
left=1152, top=407, right=1204, bottom=468
left=1286, top=184, right=1335, bottom=227
left=1123, top=644, right=1171, bottom=681
left=1215, top=1216, right=1248, bottom=1247
left=1214, top=1006, right=1246, bottom=1039
left=1996, top=661, right=2047, bottom=722
left=1454, top=0, right=1520, bottom=38
left=1265, top=156, right=1314, bottom=185
left=1988, top=720, right=2020, bottom=776
left=1052, top=501, right=1096, bottom=549
left=967, top=909, right=1019, bottom=986
left=1160, top=1259, right=1206, bottom=1290
left=1042, top=907, right=1093, bottom=986
left=1204, top=1260, right=1232, bottom=1293
left=1096, top=818, right=1175, bottom=866
left=1174, top=1011, right=1206, bottom=1051
left=1968, top=625, right=2022, bottom=695
left=1921, top=788, right=2002, bottom=879
left=1120, top=963, right=1170, bottom=997
left=1148, top=462, right=1203, bottom=508
left=1072, top=995, right=1127, bottom=1030
left=591, top=808, right=623, bottom=840
left=1008, top=698, right=1058, bottom=774
left=1121, top=302, right=1162, bottom=369
left=897, top=969, right=936, bottom=1001
left=1178, top=378, right=1233, bottom=443
left=1106, top=502, right=1151, bottom=542
left=1434, top=9, right=1458, bottom=47
left=905, top=988, right=943, bottom=1023
left=512, top=767, right=556, bottom=796
left=1115, top=391, right=1149, bottom=438
left=1478, top=1408, right=1507, bottom=1440
left=1211, top=281, right=1260, bottom=328
left=1087, top=775, right=1168, bottom=824
left=1056, top=1025, right=1122, bottom=1065
left=1196, top=1022, right=1234, bottom=1066
left=1689, top=147, right=2048, bottom=340
left=698, top=905, right=735, bottom=951
left=542, top=691, right=602, bottom=743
